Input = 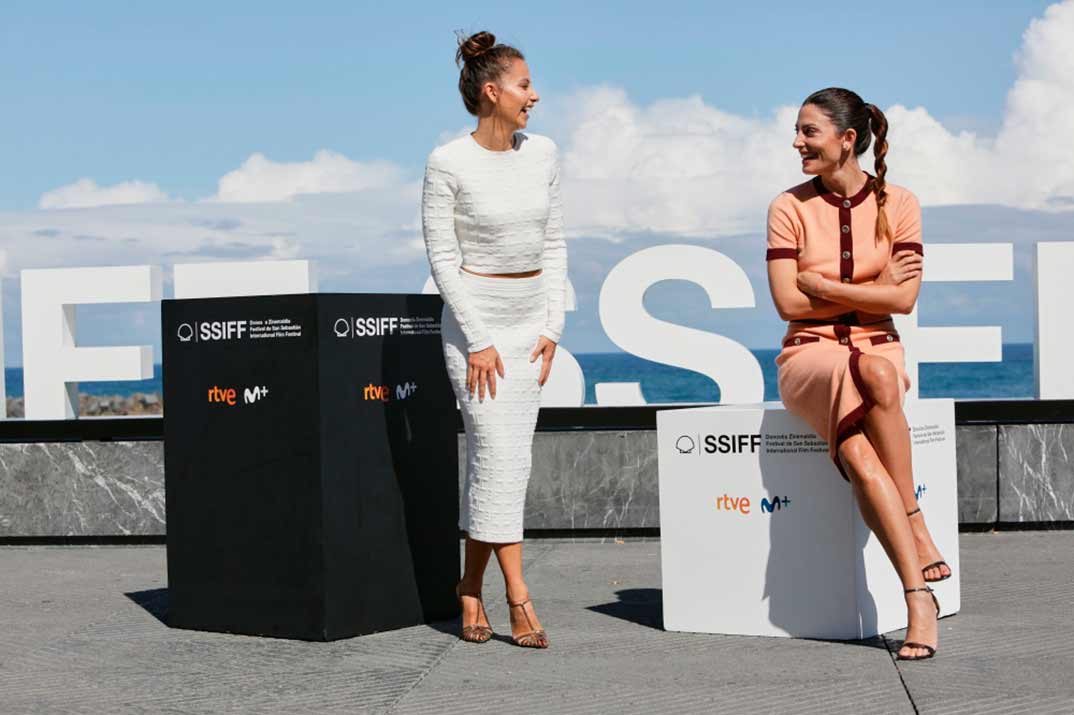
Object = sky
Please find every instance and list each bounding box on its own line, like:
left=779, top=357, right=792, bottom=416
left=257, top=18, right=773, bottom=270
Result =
left=1, top=0, right=1073, bottom=366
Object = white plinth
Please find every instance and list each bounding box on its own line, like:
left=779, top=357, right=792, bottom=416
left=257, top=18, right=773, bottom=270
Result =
left=657, top=399, right=961, bottom=640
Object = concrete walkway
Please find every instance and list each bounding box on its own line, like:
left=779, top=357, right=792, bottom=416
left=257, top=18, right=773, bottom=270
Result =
left=1, top=533, right=1072, bottom=714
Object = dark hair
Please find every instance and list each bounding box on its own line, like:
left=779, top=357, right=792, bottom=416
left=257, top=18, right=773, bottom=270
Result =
left=455, top=31, right=525, bottom=116
left=803, top=87, right=891, bottom=243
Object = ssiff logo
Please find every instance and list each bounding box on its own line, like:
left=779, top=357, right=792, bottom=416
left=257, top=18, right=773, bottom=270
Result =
left=705, top=434, right=761, bottom=454
left=677, top=434, right=761, bottom=455
left=179, top=321, right=249, bottom=343
left=363, top=382, right=418, bottom=402
left=336, top=317, right=401, bottom=338
left=675, top=435, right=696, bottom=454
left=208, top=385, right=269, bottom=406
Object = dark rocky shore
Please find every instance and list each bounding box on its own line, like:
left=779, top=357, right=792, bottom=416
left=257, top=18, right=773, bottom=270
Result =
left=5, top=393, right=163, bottom=418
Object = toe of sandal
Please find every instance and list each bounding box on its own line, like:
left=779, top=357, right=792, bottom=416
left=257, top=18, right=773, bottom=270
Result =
left=896, top=641, right=937, bottom=661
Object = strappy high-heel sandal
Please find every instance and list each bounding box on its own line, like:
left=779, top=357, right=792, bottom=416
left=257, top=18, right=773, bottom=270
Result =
left=455, top=583, right=493, bottom=643
left=907, top=507, right=952, bottom=582
left=897, top=586, right=940, bottom=661
left=506, top=597, right=549, bottom=649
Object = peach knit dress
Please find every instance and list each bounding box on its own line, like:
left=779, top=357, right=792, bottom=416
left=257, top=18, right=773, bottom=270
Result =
left=767, top=176, right=922, bottom=479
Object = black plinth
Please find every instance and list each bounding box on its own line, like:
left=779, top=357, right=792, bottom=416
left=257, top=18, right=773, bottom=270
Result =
left=162, top=293, right=459, bottom=640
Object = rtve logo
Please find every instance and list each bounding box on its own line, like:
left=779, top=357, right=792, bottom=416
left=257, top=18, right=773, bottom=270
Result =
left=334, top=316, right=401, bottom=339
left=715, top=494, right=792, bottom=516
left=207, top=385, right=270, bottom=406
left=915, top=484, right=927, bottom=500
left=177, top=321, right=248, bottom=343
left=363, top=382, right=418, bottom=402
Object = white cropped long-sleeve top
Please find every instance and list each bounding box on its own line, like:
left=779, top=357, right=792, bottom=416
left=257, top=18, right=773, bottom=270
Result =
left=421, top=132, right=567, bottom=352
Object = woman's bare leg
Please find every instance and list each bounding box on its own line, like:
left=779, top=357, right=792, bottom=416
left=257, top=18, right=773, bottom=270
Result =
left=492, top=541, right=547, bottom=645
left=839, top=433, right=937, bottom=659
left=858, top=354, right=951, bottom=581
left=459, top=536, right=493, bottom=630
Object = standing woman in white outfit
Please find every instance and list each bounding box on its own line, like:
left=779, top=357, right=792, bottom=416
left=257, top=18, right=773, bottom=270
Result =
left=422, top=31, right=566, bottom=648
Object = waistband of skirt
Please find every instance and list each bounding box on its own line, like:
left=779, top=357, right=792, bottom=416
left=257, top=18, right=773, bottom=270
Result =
left=789, top=311, right=892, bottom=328
left=458, top=268, right=544, bottom=295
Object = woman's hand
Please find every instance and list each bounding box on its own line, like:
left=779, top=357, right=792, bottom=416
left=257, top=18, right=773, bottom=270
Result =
left=467, top=346, right=505, bottom=401
left=875, top=250, right=923, bottom=286
left=796, top=271, right=830, bottom=298
left=530, top=336, right=557, bottom=387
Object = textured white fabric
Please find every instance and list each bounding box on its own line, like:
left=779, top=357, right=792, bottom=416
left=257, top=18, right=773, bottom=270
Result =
left=442, top=271, right=546, bottom=543
left=422, top=132, right=567, bottom=352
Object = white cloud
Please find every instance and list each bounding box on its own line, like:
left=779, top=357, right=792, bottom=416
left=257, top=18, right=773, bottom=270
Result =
left=557, top=0, right=1074, bottom=237
left=10, top=0, right=1074, bottom=280
left=996, top=0, right=1074, bottom=205
left=560, top=90, right=799, bottom=237
left=38, top=178, right=169, bottom=210
left=213, top=150, right=404, bottom=203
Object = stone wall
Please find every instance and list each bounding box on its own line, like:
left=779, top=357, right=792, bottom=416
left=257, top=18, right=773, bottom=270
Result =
left=1, top=425, right=1071, bottom=537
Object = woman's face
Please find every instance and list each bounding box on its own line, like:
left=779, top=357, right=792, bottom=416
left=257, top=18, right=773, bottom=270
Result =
left=486, top=58, right=539, bottom=130
left=793, top=103, right=853, bottom=175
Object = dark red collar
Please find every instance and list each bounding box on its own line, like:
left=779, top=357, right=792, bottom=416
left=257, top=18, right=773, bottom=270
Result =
left=812, top=174, right=874, bottom=208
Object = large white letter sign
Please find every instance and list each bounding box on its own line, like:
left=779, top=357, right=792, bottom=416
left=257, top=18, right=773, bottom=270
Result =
left=894, top=243, right=1013, bottom=399
left=173, top=259, right=316, bottom=299
left=1035, top=242, right=1074, bottom=399
left=423, top=275, right=586, bottom=407
left=597, top=245, right=763, bottom=406
left=21, top=266, right=163, bottom=420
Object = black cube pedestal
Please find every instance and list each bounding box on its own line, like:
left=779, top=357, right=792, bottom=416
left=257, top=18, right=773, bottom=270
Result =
left=162, top=293, right=459, bottom=640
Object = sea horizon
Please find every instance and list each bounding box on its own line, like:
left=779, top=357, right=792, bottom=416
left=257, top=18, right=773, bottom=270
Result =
left=3, top=343, right=1037, bottom=404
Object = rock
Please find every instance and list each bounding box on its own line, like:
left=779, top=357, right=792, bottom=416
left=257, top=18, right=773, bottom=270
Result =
left=1, top=393, right=162, bottom=418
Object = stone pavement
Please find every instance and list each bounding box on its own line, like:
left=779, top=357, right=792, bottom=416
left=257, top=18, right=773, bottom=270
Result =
left=1, top=533, right=1072, bottom=714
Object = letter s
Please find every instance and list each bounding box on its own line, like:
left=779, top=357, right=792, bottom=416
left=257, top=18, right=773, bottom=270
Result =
left=597, top=245, right=763, bottom=404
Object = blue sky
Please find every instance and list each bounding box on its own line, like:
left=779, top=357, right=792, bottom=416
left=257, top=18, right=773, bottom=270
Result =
left=2, top=1, right=1074, bottom=372
left=0, top=1, right=1055, bottom=209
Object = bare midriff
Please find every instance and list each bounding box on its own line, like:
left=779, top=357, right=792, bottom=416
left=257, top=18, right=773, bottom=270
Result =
left=462, top=266, right=543, bottom=279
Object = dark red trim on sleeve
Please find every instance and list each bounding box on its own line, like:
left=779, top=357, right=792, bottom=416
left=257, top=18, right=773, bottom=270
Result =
left=869, top=334, right=900, bottom=346
left=892, top=242, right=924, bottom=256
left=766, top=248, right=798, bottom=260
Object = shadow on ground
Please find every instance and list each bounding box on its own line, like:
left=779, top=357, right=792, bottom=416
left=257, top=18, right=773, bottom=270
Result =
left=587, top=588, right=663, bottom=630
left=126, top=587, right=468, bottom=642
left=125, top=588, right=169, bottom=626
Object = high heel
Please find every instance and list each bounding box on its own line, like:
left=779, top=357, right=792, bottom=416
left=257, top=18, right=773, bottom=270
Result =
left=907, top=507, right=952, bottom=582
left=455, top=582, right=493, bottom=643
left=506, top=598, right=549, bottom=649
left=897, top=586, right=939, bottom=661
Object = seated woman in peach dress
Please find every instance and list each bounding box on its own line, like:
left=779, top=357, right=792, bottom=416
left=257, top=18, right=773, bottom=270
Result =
left=766, top=87, right=951, bottom=661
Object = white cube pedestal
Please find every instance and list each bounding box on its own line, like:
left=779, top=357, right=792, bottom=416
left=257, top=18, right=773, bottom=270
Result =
left=657, top=399, right=960, bottom=640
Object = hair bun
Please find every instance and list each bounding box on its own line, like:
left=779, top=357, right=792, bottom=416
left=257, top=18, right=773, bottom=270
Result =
left=456, top=30, right=496, bottom=65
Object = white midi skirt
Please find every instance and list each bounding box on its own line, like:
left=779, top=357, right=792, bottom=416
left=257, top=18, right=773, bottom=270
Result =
left=442, top=270, right=545, bottom=543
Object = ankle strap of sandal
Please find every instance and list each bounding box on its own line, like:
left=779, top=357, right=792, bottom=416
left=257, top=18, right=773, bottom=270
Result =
left=507, top=598, right=539, bottom=632
left=904, top=586, right=933, bottom=595
left=906, top=507, right=922, bottom=517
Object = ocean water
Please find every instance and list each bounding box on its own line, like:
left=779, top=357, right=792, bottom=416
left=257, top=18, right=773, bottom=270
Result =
left=576, top=342, right=1036, bottom=404
left=3, top=344, right=1036, bottom=404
